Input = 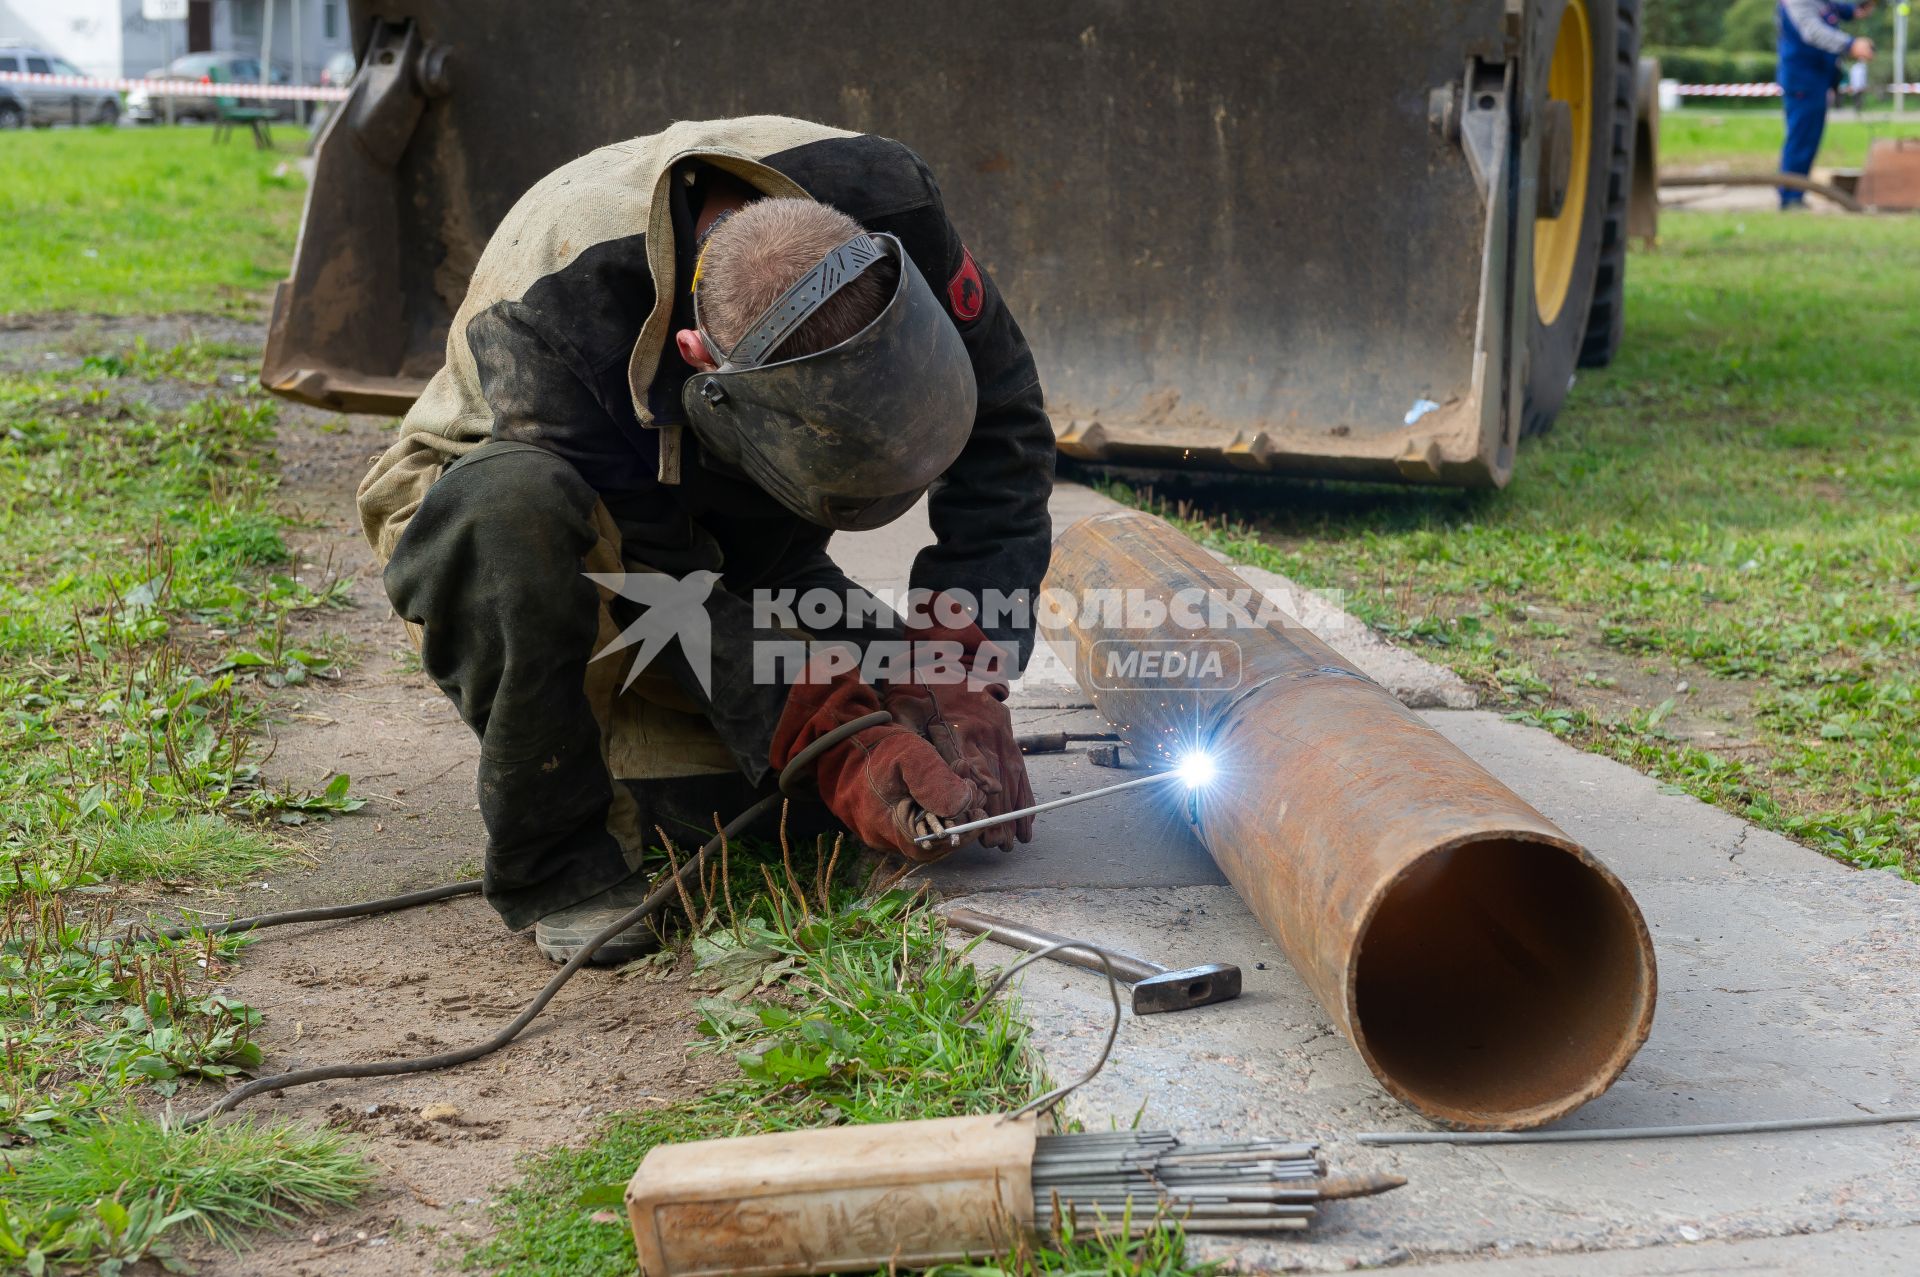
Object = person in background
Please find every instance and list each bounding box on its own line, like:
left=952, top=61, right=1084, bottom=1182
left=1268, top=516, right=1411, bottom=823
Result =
left=1777, top=0, right=1876, bottom=207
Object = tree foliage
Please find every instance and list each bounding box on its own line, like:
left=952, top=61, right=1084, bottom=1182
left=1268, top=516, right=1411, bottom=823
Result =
left=1647, top=0, right=1917, bottom=77
left=1719, top=0, right=1776, bottom=52
left=1644, top=0, right=1729, bottom=48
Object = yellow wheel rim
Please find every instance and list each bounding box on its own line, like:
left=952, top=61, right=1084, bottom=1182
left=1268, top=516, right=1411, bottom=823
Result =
left=1533, top=0, right=1593, bottom=326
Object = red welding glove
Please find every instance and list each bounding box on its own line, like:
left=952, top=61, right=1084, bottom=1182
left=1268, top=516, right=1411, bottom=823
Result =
left=883, top=600, right=1036, bottom=851
left=771, top=661, right=985, bottom=862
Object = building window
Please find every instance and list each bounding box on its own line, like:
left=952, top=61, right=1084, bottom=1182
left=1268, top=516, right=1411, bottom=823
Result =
left=323, top=1, right=338, bottom=40
left=233, top=0, right=262, bottom=39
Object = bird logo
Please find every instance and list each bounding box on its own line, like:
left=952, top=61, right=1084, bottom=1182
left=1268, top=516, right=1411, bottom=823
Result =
left=584, top=569, right=722, bottom=697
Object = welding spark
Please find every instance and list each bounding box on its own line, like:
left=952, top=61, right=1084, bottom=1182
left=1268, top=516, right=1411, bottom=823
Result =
left=1174, top=749, right=1218, bottom=790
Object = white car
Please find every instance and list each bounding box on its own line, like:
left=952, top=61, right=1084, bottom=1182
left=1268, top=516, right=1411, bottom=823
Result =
left=126, top=52, right=295, bottom=124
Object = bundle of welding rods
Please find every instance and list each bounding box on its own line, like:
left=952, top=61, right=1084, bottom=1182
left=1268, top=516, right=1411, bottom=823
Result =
left=1031, top=1130, right=1404, bottom=1235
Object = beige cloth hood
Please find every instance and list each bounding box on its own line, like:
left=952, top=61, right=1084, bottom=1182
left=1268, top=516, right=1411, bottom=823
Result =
left=356, top=115, right=853, bottom=563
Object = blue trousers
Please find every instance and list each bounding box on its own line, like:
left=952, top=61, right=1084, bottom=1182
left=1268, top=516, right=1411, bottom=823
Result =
left=1779, top=75, right=1830, bottom=206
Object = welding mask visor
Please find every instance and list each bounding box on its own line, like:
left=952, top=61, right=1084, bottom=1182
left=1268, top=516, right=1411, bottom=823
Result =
left=683, top=232, right=976, bottom=531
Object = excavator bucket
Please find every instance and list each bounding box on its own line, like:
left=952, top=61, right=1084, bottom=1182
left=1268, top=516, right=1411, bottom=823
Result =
left=265, top=2, right=1629, bottom=488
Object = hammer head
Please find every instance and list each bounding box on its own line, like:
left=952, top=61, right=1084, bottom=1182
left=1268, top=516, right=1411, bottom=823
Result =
left=1130, top=963, right=1242, bottom=1014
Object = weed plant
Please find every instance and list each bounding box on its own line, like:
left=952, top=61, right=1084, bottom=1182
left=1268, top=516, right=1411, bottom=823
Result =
left=0, top=343, right=371, bottom=1272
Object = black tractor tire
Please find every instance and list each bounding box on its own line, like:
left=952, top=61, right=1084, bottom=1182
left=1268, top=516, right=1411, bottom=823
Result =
left=1577, top=0, right=1640, bottom=369
left=1520, top=0, right=1625, bottom=440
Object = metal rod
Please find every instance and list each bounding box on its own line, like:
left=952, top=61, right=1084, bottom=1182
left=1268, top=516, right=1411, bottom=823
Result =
left=1358, top=1109, right=1920, bottom=1146
left=912, top=769, right=1184, bottom=844
left=1069, top=1220, right=1312, bottom=1236
left=1041, top=1194, right=1315, bottom=1209
left=1029, top=1124, right=1399, bottom=1242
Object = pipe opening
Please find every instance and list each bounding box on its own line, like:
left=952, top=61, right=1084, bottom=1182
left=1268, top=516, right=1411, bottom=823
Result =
left=1352, top=838, right=1650, bottom=1126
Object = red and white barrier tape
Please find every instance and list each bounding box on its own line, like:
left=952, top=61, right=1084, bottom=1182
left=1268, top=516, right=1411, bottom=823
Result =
left=1678, top=82, right=1782, bottom=97
left=8, top=68, right=1912, bottom=108
left=1678, top=81, right=1920, bottom=97
left=0, top=70, right=349, bottom=101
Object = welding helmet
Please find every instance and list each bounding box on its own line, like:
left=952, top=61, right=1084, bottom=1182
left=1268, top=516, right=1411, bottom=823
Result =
left=683, top=231, right=976, bottom=531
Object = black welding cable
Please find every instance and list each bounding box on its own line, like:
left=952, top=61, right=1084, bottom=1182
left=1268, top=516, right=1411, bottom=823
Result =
left=147, top=879, right=484, bottom=942
left=1358, top=1110, right=1920, bottom=1146
left=176, top=710, right=895, bottom=1127
left=141, top=730, right=1103, bottom=944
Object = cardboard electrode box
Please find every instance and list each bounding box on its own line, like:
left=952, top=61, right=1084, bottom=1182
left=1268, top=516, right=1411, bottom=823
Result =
left=624, top=1113, right=1040, bottom=1277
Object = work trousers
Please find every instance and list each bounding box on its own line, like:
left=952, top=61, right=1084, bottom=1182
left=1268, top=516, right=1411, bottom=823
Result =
left=383, top=442, right=845, bottom=930
left=1779, top=75, right=1831, bottom=207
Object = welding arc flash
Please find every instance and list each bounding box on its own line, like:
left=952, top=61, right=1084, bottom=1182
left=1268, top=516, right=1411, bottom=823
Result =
left=1175, top=749, right=1218, bottom=789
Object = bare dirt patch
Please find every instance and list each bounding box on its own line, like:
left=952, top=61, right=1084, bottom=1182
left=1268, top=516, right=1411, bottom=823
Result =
left=183, top=899, right=725, bottom=1275
left=150, top=398, right=725, bottom=1272
left=1496, top=606, right=1764, bottom=753
left=0, top=312, right=264, bottom=373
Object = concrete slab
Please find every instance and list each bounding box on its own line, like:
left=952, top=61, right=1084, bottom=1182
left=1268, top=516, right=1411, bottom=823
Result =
left=926, top=702, right=1225, bottom=893
left=834, top=477, right=1920, bottom=1268
left=1388, top=1223, right=1920, bottom=1275
left=941, top=715, right=1920, bottom=1270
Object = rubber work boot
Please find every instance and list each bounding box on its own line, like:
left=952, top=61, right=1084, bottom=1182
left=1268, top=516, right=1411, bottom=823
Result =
left=533, top=874, right=664, bottom=966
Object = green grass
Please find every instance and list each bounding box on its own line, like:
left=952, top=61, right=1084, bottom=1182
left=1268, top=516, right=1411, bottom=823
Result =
left=0, top=127, right=307, bottom=315
left=1661, top=107, right=1920, bottom=170
left=0, top=1114, right=369, bottom=1270
left=926, top=1217, right=1208, bottom=1277
left=1100, top=211, right=1919, bottom=879
left=0, top=919, right=259, bottom=1143
left=0, top=338, right=371, bottom=1271
left=0, top=897, right=372, bottom=1271
left=475, top=854, right=1051, bottom=1277
left=0, top=340, right=362, bottom=860
left=89, top=813, right=283, bottom=884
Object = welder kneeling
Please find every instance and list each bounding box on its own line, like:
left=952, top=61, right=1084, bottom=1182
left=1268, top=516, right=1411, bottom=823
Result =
left=356, top=117, right=1052, bottom=965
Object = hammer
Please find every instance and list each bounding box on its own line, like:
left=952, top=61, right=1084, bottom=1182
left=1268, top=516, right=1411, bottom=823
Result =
left=941, top=906, right=1241, bottom=1014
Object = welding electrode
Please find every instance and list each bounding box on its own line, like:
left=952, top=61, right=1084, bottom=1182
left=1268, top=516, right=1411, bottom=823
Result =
left=913, top=749, right=1214, bottom=847
left=1033, top=1130, right=1403, bottom=1234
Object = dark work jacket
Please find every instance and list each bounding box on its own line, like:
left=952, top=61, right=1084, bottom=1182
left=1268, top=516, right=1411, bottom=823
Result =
left=358, top=117, right=1054, bottom=781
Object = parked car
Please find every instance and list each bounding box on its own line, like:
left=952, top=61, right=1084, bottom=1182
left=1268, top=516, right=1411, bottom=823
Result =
left=126, top=53, right=296, bottom=124
left=0, top=42, right=120, bottom=127
left=0, top=79, right=25, bottom=130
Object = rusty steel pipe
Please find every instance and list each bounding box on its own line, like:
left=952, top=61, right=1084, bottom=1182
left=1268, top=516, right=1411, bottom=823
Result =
left=1044, top=512, right=1656, bottom=1129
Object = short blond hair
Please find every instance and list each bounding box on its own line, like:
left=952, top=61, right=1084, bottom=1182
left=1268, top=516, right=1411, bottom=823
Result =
left=695, top=198, right=896, bottom=359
